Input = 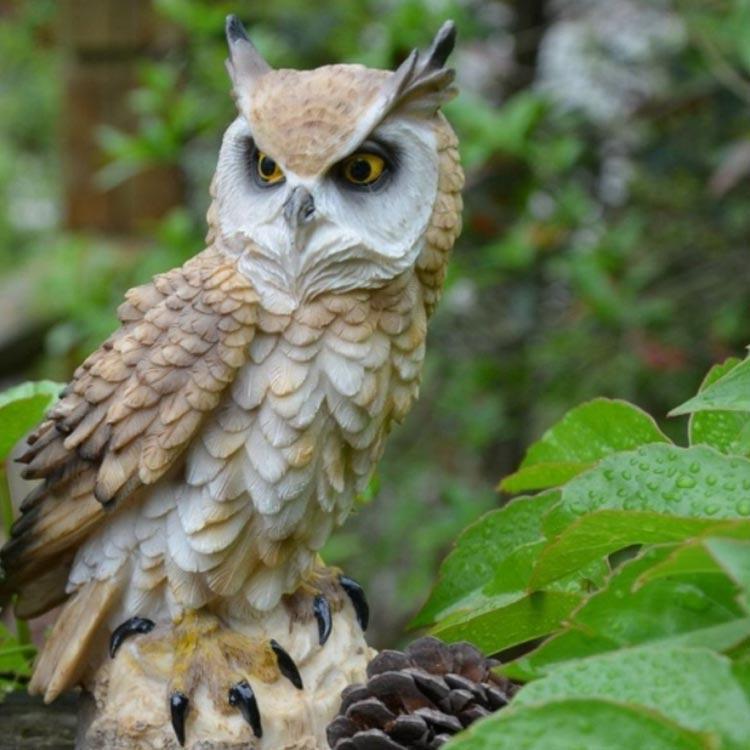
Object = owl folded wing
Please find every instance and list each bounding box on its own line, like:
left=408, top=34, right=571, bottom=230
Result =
left=0, top=247, right=258, bottom=614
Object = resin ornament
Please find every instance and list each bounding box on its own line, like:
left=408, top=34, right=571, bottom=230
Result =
left=0, top=15, right=463, bottom=749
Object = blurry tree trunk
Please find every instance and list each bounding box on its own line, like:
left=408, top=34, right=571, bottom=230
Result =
left=507, top=0, right=548, bottom=92
left=59, top=0, right=184, bottom=233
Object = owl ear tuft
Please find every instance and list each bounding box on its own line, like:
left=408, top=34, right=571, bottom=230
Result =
left=424, top=20, right=457, bottom=69
left=386, top=20, right=458, bottom=117
left=225, top=15, right=271, bottom=108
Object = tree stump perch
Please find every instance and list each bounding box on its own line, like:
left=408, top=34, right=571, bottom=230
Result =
left=0, top=692, right=77, bottom=750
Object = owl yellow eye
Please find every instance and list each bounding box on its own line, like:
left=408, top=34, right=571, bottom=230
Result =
left=342, top=153, right=386, bottom=186
left=256, top=151, right=284, bottom=184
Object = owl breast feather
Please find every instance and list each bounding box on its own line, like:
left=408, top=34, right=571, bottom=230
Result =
left=68, top=275, right=427, bottom=617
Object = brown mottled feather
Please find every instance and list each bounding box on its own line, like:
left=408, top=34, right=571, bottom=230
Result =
left=0, top=247, right=257, bottom=608
left=416, top=115, right=463, bottom=316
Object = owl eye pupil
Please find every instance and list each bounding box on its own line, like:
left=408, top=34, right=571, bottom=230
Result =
left=259, top=155, right=277, bottom=178
left=349, top=159, right=372, bottom=182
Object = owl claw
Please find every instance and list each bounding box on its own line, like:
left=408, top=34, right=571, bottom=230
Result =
left=228, top=680, right=263, bottom=738
left=340, top=575, right=370, bottom=631
left=312, top=594, right=333, bottom=646
left=270, top=639, right=303, bottom=689
left=109, top=616, right=155, bottom=658
left=169, top=691, right=189, bottom=746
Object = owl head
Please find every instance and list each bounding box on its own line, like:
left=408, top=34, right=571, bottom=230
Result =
left=211, top=16, right=461, bottom=313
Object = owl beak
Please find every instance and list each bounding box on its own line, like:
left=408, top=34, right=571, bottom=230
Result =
left=283, top=186, right=315, bottom=230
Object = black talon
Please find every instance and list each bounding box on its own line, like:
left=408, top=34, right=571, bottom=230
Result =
left=170, top=691, right=189, bottom=747
left=270, top=639, right=304, bottom=690
left=340, top=575, right=370, bottom=631
left=313, top=594, right=333, bottom=646
left=109, top=616, right=155, bottom=658
left=228, top=680, right=263, bottom=738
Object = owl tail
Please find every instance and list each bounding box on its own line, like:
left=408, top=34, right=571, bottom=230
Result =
left=29, top=577, right=121, bottom=703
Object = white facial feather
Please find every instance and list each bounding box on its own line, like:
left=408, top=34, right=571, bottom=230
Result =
left=213, top=114, right=440, bottom=312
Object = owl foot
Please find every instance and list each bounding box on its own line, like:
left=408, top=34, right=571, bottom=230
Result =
left=109, top=616, right=156, bottom=657
left=339, top=575, right=370, bottom=631
left=146, top=610, right=302, bottom=746
left=227, top=679, right=262, bottom=737
left=312, top=593, right=333, bottom=645
left=307, top=573, right=369, bottom=646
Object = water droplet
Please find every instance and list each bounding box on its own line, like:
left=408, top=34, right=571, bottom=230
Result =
left=737, top=500, right=750, bottom=516
left=676, top=475, right=696, bottom=489
left=706, top=474, right=718, bottom=486
left=689, top=462, right=701, bottom=474
left=682, top=590, right=709, bottom=612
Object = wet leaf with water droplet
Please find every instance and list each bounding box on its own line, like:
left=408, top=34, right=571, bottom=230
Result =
left=500, top=398, right=670, bottom=494
left=674, top=355, right=750, bottom=417
left=444, top=697, right=713, bottom=750
left=532, top=444, right=750, bottom=586
left=503, top=545, right=750, bottom=681
left=430, top=590, right=583, bottom=655
left=686, top=358, right=750, bottom=455
left=511, top=646, right=750, bottom=750
left=704, top=537, right=750, bottom=611
left=412, top=490, right=562, bottom=629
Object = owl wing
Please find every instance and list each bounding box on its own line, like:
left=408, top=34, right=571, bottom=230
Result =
left=0, top=246, right=258, bottom=614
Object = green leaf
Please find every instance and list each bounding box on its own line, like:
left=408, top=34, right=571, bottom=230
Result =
left=705, top=537, right=750, bottom=605
left=0, top=380, right=62, bottom=462
left=0, top=622, right=35, bottom=697
left=427, top=545, right=606, bottom=654
left=500, top=399, right=670, bottom=494
left=413, top=491, right=561, bottom=628
left=689, top=358, right=750, bottom=454
left=531, top=511, right=738, bottom=589
left=636, top=524, right=750, bottom=591
left=504, top=545, right=749, bottom=680
left=513, top=646, right=750, bottom=749
left=532, top=444, right=750, bottom=586
left=444, top=698, right=714, bottom=750
left=430, top=590, right=583, bottom=655
left=672, top=355, right=750, bottom=416
left=0, top=622, right=34, bottom=676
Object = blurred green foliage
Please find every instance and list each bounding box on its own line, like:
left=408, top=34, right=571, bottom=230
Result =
left=2, top=0, right=750, bottom=645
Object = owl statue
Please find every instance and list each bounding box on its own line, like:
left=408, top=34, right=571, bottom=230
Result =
left=0, top=16, right=463, bottom=749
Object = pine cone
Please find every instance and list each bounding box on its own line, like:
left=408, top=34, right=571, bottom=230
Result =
left=326, top=636, right=517, bottom=750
